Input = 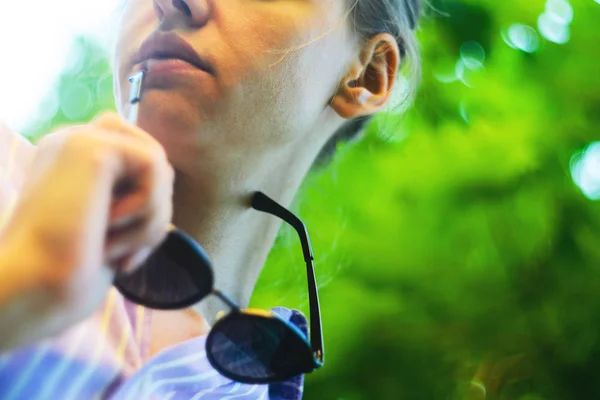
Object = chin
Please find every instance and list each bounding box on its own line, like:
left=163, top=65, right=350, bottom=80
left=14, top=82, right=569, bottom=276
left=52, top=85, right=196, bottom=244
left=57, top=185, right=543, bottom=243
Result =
left=132, top=107, right=197, bottom=160
left=116, top=85, right=223, bottom=168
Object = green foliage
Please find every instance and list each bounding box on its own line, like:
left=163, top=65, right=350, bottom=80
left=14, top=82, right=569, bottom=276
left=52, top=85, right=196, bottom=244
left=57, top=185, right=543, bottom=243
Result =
left=23, top=37, right=115, bottom=141
left=24, top=0, right=600, bottom=398
left=255, top=1, right=600, bottom=398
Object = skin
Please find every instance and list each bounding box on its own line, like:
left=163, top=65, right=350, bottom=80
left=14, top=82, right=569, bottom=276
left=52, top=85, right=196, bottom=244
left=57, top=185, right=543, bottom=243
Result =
left=113, top=0, right=401, bottom=356
left=0, top=0, right=400, bottom=355
left=0, top=115, right=174, bottom=350
left=0, top=5, right=520, bottom=394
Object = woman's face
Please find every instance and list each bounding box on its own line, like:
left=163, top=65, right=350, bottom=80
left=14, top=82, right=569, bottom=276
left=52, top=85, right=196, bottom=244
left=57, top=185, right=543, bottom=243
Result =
left=113, top=0, right=358, bottom=169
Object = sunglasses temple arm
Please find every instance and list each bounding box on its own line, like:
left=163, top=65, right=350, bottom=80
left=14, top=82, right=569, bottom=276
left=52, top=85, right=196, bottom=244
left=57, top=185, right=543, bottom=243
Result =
left=306, top=257, right=324, bottom=364
left=251, top=192, right=324, bottom=363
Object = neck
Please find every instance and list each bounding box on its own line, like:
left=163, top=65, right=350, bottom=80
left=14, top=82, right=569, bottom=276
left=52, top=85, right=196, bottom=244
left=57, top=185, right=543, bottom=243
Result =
left=171, top=144, right=314, bottom=325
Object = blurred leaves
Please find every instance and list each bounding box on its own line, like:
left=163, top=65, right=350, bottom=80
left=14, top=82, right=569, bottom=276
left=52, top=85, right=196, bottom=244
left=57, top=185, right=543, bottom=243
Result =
left=254, top=0, right=600, bottom=398
left=23, top=37, right=115, bottom=141
left=23, top=0, right=600, bottom=398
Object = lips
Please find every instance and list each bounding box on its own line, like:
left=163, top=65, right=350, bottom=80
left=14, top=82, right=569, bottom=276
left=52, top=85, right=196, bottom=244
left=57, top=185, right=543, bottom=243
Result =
left=133, top=32, right=214, bottom=75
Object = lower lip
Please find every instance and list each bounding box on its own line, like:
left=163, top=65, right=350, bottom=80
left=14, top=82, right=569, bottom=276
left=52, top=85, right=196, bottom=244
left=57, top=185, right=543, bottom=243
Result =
left=145, top=58, right=209, bottom=76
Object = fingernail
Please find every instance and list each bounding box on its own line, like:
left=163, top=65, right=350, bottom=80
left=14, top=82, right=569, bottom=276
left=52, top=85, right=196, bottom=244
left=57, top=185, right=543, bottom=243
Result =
left=124, top=247, right=153, bottom=274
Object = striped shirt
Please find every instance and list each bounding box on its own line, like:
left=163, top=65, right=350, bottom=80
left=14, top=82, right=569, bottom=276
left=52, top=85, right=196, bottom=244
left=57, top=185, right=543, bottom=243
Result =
left=0, top=122, right=306, bottom=400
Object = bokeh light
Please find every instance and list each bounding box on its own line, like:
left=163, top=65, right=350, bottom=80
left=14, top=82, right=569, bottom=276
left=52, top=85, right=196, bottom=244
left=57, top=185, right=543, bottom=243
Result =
left=434, top=62, right=460, bottom=84
left=0, top=0, right=121, bottom=132
left=505, top=24, right=541, bottom=53
left=459, top=100, right=470, bottom=123
left=545, top=0, right=574, bottom=24
left=460, top=41, right=486, bottom=67
left=538, top=0, right=573, bottom=44
left=1, top=1, right=599, bottom=399
left=571, top=143, right=600, bottom=200
left=538, top=12, right=571, bottom=44
left=455, top=58, right=485, bottom=88
left=60, top=81, right=94, bottom=121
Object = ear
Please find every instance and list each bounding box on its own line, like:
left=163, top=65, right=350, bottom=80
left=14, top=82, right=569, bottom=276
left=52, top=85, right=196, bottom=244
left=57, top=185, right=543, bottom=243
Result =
left=330, top=33, right=401, bottom=119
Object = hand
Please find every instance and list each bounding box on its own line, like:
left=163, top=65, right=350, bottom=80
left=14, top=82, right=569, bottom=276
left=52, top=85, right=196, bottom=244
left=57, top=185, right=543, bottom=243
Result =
left=0, top=122, right=36, bottom=225
left=0, top=112, right=174, bottom=344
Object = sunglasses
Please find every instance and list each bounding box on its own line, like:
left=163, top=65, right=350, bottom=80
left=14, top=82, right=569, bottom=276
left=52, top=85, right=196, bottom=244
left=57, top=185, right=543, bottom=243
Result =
left=113, top=191, right=324, bottom=383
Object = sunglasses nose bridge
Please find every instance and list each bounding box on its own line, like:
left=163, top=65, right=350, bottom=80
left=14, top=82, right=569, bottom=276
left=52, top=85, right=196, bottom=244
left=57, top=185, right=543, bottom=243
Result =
left=212, top=289, right=241, bottom=311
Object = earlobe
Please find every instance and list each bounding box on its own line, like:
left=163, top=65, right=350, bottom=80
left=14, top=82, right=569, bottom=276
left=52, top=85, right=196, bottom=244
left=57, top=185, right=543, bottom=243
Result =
left=330, top=86, right=381, bottom=119
left=329, top=33, right=400, bottom=121
left=330, top=89, right=362, bottom=120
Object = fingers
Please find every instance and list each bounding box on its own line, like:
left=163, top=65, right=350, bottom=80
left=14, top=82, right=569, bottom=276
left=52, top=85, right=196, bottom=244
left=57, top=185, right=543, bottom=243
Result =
left=105, top=153, right=173, bottom=258
left=105, top=215, right=168, bottom=274
left=87, top=113, right=175, bottom=273
left=103, top=132, right=174, bottom=248
left=91, top=112, right=174, bottom=219
left=92, top=112, right=162, bottom=150
left=34, top=115, right=174, bottom=274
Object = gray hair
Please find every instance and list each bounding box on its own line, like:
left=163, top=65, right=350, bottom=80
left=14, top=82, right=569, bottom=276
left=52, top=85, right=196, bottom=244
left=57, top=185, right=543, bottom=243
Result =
left=315, top=0, right=423, bottom=166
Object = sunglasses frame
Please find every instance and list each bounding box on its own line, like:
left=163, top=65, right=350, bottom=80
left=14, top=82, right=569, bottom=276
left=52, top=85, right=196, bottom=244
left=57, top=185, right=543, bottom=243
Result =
left=114, top=226, right=214, bottom=310
left=113, top=191, right=324, bottom=382
left=203, top=192, right=324, bottom=383
left=206, top=305, right=321, bottom=384
left=248, top=191, right=324, bottom=366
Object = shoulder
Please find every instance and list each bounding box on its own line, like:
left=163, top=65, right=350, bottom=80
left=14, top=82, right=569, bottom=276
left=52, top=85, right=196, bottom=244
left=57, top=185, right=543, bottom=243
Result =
left=272, top=307, right=308, bottom=336
left=269, top=307, right=308, bottom=400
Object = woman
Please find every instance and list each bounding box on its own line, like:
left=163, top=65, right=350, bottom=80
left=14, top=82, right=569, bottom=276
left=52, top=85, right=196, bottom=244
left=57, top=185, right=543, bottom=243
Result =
left=0, top=0, right=422, bottom=398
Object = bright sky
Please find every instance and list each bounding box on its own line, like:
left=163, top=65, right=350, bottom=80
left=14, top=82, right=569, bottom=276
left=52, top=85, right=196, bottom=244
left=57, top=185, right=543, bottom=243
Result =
left=0, top=0, right=122, bottom=132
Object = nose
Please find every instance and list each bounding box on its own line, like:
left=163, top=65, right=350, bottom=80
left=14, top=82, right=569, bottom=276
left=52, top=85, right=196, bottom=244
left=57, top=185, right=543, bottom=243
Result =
left=153, top=0, right=211, bottom=29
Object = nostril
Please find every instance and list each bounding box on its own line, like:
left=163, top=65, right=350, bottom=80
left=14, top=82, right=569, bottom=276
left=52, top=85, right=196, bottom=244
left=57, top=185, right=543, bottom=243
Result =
left=172, top=0, right=192, bottom=17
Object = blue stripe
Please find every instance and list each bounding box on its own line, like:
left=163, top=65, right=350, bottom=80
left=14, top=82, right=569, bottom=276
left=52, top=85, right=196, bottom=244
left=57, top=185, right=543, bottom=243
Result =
left=0, top=308, right=307, bottom=400
left=34, top=324, right=89, bottom=399
left=4, top=345, right=49, bottom=400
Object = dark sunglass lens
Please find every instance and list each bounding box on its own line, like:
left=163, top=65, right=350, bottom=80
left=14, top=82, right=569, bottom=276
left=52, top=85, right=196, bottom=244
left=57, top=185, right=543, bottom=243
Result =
left=114, top=228, right=214, bottom=309
left=207, top=314, right=313, bottom=382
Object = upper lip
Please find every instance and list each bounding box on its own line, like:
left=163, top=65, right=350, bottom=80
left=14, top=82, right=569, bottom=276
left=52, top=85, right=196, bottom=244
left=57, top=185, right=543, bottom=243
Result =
left=134, top=32, right=214, bottom=74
